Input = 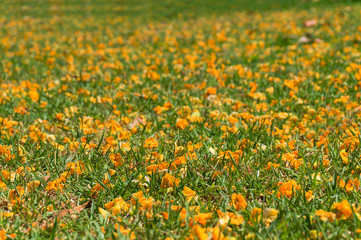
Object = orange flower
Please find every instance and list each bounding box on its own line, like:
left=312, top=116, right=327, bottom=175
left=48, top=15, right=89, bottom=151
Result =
left=46, top=178, right=65, bottom=192
left=205, top=87, right=217, bottom=96
left=130, top=191, right=144, bottom=205
left=109, top=153, right=123, bottom=167
left=276, top=180, right=301, bottom=199
left=192, top=212, right=212, bottom=226
left=315, top=210, right=336, bottom=223
left=130, top=191, right=154, bottom=211
left=0, top=229, right=6, bottom=240
left=250, top=207, right=262, bottom=223
left=154, top=102, right=173, bottom=114
left=282, top=152, right=303, bottom=169
left=228, top=115, right=239, bottom=124
left=339, top=178, right=360, bottom=193
left=56, top=113, right=64, bottom=120
left=161, top=173, right=181, bottom=188
left=176, top=118, right=189, bottom=129
left=67, top=161, right=86, bottom=175
left=0, top=145, right=14, bottom=162
left=0, top=170, right=10, bottom=181
left=266, top=162, right=280, bottom=170
left=231, top=193, right=247, bottom=210
left=275, top=112, right=289, bottom=119
left=27, top=180, right=40, bottom=192
left=104, top=196, right=130, bottom=215
left=146, top=162, right=176, bottom=174
left=210, top=226, right=226, bottom=240
left=217, top=210, right=244, bottom=227
left=332, top=200, right=353, bottom=220
left=189, top=111, right=203, bottom=123
left=114, top=224, right=136, bottom=239
left=143, top=137, right=158, bottom=149
left=186, top=225, right=208, bottom=240
left=28, top=90, right=39, bottom=102
left=9, top=186, right=25, bottom=204
left=304, top=190, right=314, bottom=201
left=249, top=207, right=279, bottom=226
left=0, top=212, right=14, bottom=218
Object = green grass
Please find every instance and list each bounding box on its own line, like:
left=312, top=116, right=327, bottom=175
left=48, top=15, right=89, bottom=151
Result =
left=0, top=0, right=361, bottom=239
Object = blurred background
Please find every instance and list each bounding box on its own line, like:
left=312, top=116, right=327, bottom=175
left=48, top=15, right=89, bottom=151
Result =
left=1, top=0, right=350, bottom=21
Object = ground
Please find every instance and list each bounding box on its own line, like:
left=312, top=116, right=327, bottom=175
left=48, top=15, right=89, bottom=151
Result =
left=0, top=0, right=361, bottom=239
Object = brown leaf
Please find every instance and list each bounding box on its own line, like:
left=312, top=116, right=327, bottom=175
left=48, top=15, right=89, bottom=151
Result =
left=303, top=19, right=317, bottom=27
left=298, top=36, right=311, bottom=44
left=42, top=175, right=50, bottom=181
left=129, top=116, right=146, bottom=129
left=55, top=200, right=92, bottom=219
left=298, top=35, right=323, bottom=44
left=352, top=106, right=361, bottom=113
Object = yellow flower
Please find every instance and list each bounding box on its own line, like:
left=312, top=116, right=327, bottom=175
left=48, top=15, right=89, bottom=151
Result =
left=98, top=207, right=110, bottom=219
left=263, top=208, right=279, bottom=226
left=182, top=186, right=197, bottom=201
left=340, top=150, right=348, bottom=164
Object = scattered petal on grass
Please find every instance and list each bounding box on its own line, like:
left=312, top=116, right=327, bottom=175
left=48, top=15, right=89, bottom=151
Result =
left=1, top=1, right=361, bottom=238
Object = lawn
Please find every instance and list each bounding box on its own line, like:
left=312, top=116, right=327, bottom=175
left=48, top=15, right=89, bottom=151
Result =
left=0, top=0, right=361, bottom=239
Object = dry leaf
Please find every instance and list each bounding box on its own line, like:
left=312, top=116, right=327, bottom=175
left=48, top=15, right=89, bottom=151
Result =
left=352, top=106, right=361, bottom=113
left=298, top=36, right=311, bottom=44
left=55, top=200, right=92, bottom=218
left=42, top=175, right=50, bottom=181
left=129, top=117, right=146, bottom=129
left=303, top=19, right=317, bottom=27
left=298, top=35, right=323, bottom=44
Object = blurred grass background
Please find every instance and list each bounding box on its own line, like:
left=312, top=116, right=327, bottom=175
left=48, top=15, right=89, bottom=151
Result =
left=0, top=0, right=354, bottom=21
